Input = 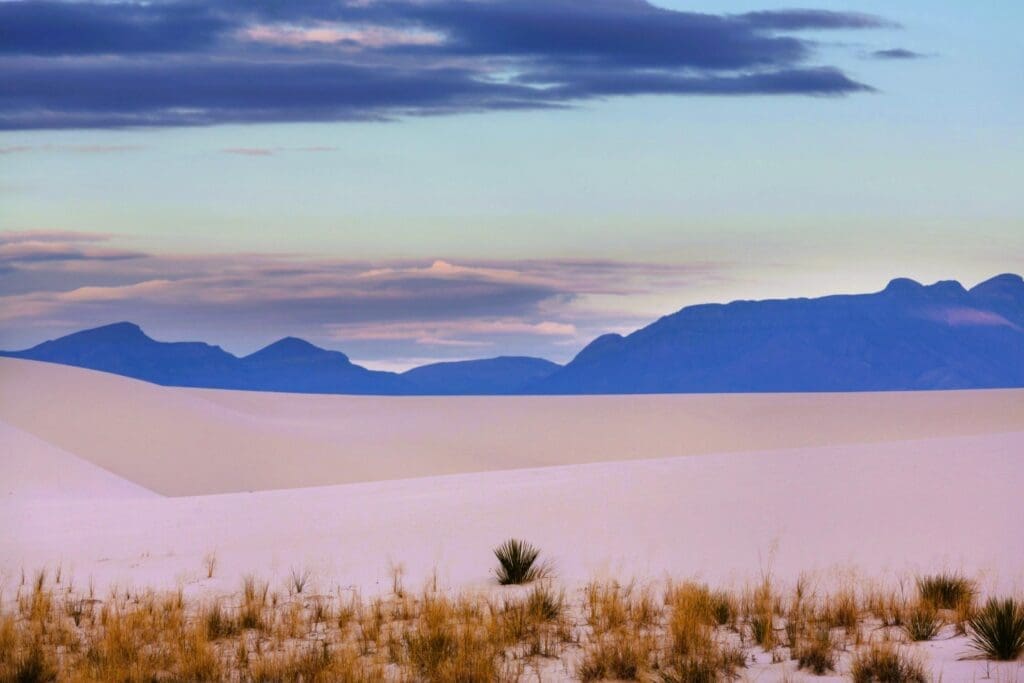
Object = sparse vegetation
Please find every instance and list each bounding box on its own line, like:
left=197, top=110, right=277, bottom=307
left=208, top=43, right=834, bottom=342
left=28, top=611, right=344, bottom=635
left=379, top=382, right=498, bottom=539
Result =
left=493, top=538, right=546, bottom=585
left=968, top=598, right=1024, bottom=660
left=0, top=565, right=1015, bottom=682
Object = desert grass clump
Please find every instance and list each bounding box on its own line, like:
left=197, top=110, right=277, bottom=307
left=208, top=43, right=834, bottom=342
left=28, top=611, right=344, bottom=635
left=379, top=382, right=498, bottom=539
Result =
left=493, top=538, right=546, bottom=585
left=0, top=632, right=58, bottom=683
left=795, top=627, right=835, bottom=675
left=662, top=582, right=746, bottom=681
left=902, top=602, right=942, bottom=642
left=403, top=594, right=507, bottom=682
left=524, top=582, right=564, bottom=623
left=744, top=577, right=778, bottom=650
left=240, top=575, right=269, bottom=631
left=824, top=588, right=860, bottom=633
left=849, top=642, right=928, bottom=683
left=916, top=572, right=975, bottom=610
left=584, top=582, right=631, bottom=636
left=577, top=631, right=656, bottom=682
left=967, top=597, right=1024, bottom=660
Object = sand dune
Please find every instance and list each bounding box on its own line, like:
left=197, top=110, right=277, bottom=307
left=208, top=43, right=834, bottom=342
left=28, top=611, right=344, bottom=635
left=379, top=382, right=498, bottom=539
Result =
left=2, top=357, right=1022, bottom=592
left=0, top=421, right=155, bottom=501
left=3, top=432, right=1022, bottom=597
left=2, top=357, right=1023, bottom=496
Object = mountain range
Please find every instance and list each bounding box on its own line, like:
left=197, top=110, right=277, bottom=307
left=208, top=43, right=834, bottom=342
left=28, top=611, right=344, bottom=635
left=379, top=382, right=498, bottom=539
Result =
left=3, top=273, right=1022, bottom=394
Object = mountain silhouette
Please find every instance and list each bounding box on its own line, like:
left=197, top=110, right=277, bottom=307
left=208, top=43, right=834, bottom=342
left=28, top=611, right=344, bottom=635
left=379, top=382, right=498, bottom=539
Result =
left=530, top=274, right=1024, bottom=393
left=401, top=356, right=561, bottom=394
left=3, top=274, right=1022, bottom=394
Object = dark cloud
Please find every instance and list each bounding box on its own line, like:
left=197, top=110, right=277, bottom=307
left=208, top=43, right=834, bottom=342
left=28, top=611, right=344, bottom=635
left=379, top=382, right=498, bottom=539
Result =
left=0, top=1, right=229, bottom=55
left=0, top=0, right=893, bottom=130
left=871, top=48, right=925, bottom=60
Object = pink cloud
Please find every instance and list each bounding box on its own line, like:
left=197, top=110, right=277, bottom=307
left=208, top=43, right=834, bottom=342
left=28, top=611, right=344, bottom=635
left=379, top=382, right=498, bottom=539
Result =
left=243, top=23, right=444, bottom=49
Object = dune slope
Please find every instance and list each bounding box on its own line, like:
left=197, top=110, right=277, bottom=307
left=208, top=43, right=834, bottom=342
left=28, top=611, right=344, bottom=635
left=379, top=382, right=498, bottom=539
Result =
left=2, top=432, right=1022, bottom=597
left=1, top=357, right=1023, bottom=496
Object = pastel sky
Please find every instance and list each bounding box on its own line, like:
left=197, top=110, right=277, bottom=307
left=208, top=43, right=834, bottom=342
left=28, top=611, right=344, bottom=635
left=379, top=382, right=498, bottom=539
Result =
left=1, top=0, right=1021, bottom=369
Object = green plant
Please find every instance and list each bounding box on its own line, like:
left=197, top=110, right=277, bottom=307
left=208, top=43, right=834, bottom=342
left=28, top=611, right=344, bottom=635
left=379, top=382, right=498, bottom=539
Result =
left=916, top=573, right=975, bottom=610
left=967, top=598, right=1024, bottom=660
left=493, top=538, right=545, bottom=585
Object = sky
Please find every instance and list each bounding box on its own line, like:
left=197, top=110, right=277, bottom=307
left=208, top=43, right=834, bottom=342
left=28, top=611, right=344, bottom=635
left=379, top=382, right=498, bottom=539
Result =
left=1, top=0, right=1022, bottom=369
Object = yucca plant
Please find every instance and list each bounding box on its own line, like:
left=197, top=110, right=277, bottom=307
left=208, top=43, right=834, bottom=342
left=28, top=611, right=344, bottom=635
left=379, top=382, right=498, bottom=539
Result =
left=968, top=598, right=1024, bottom=660
left=493, top=538, right=544, bottom=585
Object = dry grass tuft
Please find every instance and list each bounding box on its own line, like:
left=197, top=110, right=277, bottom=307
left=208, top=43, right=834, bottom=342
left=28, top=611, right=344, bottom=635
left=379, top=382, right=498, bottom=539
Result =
left=849, top=642, right=929, bottom=683
left=795, top=626, right=835, bottom=675
left=902, top=601, right=942, bottom=642
left=917, top=572, right=975, bottom=610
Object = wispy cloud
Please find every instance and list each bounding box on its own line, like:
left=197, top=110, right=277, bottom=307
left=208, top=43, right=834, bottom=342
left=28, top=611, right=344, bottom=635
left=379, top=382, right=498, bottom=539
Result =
left=0, top=230, right=730, bottom=362
left=0, top=0, right=895, bottom=130
left=0, top=144, right=141, bottom=154
left=870, top=48, right=927, bottom=60
left=220, top=146, right=337, bottom=156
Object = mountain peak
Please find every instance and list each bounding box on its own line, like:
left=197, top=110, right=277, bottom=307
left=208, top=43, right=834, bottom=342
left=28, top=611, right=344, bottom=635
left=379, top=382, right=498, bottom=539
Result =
left=882, top=277, right=924, bottom=295
left=927, top=279, right=967, bottom=296
left=971, top=273, right=1024, bottom=298
left=70, top=321, right=150, bottom=343
left=246, top=337, right=349, bottom=362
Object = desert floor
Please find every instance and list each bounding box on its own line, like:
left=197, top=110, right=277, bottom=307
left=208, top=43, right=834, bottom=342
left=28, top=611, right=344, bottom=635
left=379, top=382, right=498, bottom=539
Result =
left=1, top=357, right=1023, bottom=680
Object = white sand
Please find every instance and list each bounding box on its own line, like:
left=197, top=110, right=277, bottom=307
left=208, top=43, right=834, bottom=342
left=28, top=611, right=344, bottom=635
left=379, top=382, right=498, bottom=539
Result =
left=2, top=357, right=1024, bottom=681
left=0, top=421, right=155, bottom=501
left=2, top=357, right=1023, bottom=496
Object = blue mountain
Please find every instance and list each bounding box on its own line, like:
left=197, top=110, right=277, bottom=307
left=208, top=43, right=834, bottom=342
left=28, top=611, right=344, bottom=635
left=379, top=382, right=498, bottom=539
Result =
left=401, top=356, right=562, bottom=394
left=3, top=274, right=1022, bottom=394
left=239, top=337, right=408, bottom=394
left=0, top=321, right=242, bottom=388
left=530, top=274, right=1024, bottom=393
left=0, top=323, right=554, bottom=395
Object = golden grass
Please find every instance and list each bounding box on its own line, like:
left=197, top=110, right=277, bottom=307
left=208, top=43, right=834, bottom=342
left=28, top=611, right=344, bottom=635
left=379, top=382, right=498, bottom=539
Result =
left=1, top=566, right=1017, bottom=682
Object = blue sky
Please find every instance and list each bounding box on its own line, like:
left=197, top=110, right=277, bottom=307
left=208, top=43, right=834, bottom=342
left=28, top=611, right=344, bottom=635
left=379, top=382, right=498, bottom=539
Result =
left=1, top=1, right=1021, bottom=368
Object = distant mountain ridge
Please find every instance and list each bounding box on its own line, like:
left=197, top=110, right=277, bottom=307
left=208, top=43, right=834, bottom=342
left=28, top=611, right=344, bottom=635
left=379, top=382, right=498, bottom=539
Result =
left=3, top=274, right=1022, bottom=394
left=531, top=273, right=1024, bottom=393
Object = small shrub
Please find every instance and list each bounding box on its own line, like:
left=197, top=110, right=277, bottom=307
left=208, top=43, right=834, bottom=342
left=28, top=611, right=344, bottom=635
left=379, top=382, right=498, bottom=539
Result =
left=825, top=589, right=860, bottom=632
left=750, top=613, right=774, bottom=649
left=3, top=636, right=58, bottom=683
left=493, top=538, right=544, bottom=585
left=967, top=598, right=1024, bottom=660
left=525, top=582, right=564, bottom=622
left=710, top=590, right=734, bottom=626
left=577, top=632, right=655, bottom=681
left=916, top=573, right=975, bottom=610
left=902, top=602, right=942, bottom=642
left=850, top=643, right=928, bottom=683
left=795, top=628, right=835, bottom=674
left=203, top=600, right=239, bottom=639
